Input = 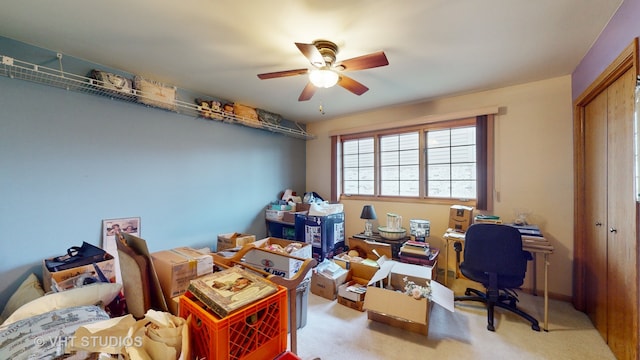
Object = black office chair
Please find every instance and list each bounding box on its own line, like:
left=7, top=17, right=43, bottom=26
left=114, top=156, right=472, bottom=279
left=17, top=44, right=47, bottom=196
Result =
left=454, top=223, right=540, bottom=331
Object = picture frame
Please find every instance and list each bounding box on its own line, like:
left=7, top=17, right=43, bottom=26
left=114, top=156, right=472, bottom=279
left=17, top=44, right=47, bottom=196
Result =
left=102, top=217, right=141, bottom=285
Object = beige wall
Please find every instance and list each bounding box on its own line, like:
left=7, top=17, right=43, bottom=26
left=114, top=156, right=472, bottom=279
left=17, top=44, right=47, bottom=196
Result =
left=306, top=75, right=574, bottom=299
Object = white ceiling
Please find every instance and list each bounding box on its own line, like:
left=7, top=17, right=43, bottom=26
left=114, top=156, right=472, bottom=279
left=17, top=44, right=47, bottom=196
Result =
left=0, top=0, right=623, bottom=123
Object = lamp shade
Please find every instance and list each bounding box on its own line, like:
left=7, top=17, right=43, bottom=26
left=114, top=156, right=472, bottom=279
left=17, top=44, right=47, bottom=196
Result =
left=360, top=205, right=377, bottom=220
left=309, top=68, right=339, bottom=88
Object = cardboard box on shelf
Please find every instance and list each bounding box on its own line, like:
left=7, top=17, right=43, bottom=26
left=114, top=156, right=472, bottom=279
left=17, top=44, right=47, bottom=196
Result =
left=363, top=260, right=454, bottom=335
left=151, top=247, right=214, bottom=300
left=42, top=254, right=116, bottom=292
left=282, top=211, right=307, bottom=224
left=217, top=233, right=256, bottom=251
left=448, top=205, right=474, bottom=232
left=294, top=203, right=311, bottom=212
left=266, top=209, right=287, bottom=221
left=243, top=237, right=312, bottom=278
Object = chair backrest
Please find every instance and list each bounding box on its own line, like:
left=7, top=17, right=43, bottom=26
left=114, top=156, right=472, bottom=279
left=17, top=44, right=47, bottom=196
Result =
left=462, top=223, right=527, bottom=277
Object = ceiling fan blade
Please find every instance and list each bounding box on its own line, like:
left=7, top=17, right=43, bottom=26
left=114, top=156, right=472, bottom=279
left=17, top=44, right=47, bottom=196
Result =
left=295, top=42, right=325, bottom=67
left=298, top=82, right=317, bottom=101
left=338, top=75, right=369, bottom=95
left=335, top=51, right=389, bottom=71
left=257, top=68, right=309, bottom=79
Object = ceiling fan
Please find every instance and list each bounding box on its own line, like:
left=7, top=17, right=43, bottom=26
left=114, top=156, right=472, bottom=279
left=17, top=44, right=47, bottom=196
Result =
left=257, top=40, right=389, bottom=101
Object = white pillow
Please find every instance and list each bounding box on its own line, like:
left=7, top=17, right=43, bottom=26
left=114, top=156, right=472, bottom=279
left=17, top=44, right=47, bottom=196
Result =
left=0, top=273, right=45, bottom=323
left=0, top=305, right=109, bottom=360
left=2, top=282, right=122, bottom=326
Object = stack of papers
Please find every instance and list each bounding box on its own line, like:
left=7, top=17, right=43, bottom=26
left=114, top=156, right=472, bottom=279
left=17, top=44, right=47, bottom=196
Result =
left=316, top=259, right=348, bottom=279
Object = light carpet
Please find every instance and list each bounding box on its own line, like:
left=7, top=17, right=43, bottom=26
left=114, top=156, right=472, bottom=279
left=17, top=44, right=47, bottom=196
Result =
left=293, top=277, right=616, bottom=360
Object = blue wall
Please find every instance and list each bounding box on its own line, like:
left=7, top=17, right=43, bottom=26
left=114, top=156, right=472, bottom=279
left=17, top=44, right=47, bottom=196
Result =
left=0, top=38, right=307, bottom=309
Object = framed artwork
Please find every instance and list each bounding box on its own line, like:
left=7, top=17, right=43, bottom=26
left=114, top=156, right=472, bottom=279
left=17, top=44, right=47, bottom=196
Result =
left=103, top=217, right=140, bottom=238
left=102, top=217, right=141, bottom=285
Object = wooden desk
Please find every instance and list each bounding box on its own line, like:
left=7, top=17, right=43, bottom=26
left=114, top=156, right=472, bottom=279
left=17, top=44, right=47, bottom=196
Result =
left=442, top=227, right=554, bottom=331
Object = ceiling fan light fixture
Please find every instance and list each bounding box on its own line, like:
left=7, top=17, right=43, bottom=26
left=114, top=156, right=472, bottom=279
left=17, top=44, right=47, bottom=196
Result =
left=309, top=68, right=339, bottom=88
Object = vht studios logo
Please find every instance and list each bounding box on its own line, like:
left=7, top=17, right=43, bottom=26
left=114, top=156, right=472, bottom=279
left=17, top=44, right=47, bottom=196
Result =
left=34, top=335, right=143, bottom=348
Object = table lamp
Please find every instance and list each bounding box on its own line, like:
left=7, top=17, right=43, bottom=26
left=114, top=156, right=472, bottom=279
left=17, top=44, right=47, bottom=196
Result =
left=360, top=205, right=377, bottom=236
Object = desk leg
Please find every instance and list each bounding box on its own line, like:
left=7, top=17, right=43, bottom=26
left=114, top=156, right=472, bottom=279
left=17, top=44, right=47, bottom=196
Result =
left=543, top=253, right=549, bottom=332
left=532, top=253, right=538, bottom=296
left=444, top=238, right=449, bottom=286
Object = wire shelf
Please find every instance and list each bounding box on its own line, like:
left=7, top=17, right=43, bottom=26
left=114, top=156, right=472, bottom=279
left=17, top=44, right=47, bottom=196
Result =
left=0, top=54, right=314, bottom=140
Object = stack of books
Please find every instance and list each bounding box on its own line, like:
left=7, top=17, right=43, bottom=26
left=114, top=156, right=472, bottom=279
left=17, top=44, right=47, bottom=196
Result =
left=399, top=241, right=439, bottom=266
left=474, top=214, right=502, bottom=224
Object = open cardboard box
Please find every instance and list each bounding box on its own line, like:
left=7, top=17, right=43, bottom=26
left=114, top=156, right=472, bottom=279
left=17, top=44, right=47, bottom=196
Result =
left=42, top=253, right=115, bottom=292
left=243, top=237, right=312, bottom=278
left=217, top=232, right=256, bottom=252
left=348, top=237, right=393, bottom=259
left=310, top=260, right=349, bottom=300
left=334, top=236, right=390, bottom=271
left=363, top=259, right=454, bottom=335
left=336, top=257, right=382, bottom=311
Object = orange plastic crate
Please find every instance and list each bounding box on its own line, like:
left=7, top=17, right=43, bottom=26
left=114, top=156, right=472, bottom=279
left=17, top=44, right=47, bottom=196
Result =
left=180, top=286, right=288, bottom=360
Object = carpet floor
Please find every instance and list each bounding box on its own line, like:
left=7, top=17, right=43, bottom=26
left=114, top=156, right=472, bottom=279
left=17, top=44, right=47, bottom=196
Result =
left=293, top=277, right=616, bottom=360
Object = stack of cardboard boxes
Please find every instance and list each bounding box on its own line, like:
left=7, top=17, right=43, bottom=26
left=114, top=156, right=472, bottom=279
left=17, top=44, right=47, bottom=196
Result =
left=308, top=235, right=454, bottom=335
left=151, top=246, right=215, bottom=315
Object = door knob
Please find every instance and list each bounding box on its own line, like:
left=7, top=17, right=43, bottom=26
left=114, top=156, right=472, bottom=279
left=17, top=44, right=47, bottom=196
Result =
left=609, top=228, right=617, bottom=233
left=595, top=221, right=602, bottom=226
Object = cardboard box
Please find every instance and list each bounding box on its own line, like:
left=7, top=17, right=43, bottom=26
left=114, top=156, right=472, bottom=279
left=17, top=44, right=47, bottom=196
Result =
left=366, top=306, right=433, bottom=334
left=217, top=232, right=256, bottom=251
left=266, top=209, right=287, bottom=221
left=244, top=237, right=312, bottom=278
left=282, top=211, right=307, bottom=224
left=333, top=237, right=389, bottom=271
left=333, top=251, right=381, bottom=271
left=348, top=237, right=393, bottom=259
left=151, top=247, right=214, bottom=299
left=42, top=253, right=116, bottom=292
left=336, top=258, right=381, bottom=311
left=448, top=205, right=474, bottom=232
left=338, top=293, right=365, bottom=311
left=338, top=280, right=367, bottom=303
left=310, top=267, right=349, bottom=300
left=168, top=295, right=181, bottom=316
left=294, top=203, right=311, bottom=212
left=363, top=260, right=454, bottom=335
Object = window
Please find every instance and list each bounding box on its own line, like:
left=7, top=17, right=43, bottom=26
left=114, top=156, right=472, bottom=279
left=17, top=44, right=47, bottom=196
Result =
left=426, top=127, right=476, bottom=198
left=343, top=138, right=375, bottom=195
left=335, top=115, right=491, bottom=208
left=380, top=132, right=420, bottom=196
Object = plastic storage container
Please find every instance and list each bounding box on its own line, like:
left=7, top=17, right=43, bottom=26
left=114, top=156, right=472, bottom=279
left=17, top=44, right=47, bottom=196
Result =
left=294, top=212, right=346, bottom=261
left=289, top=278, right=310, bottom=331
